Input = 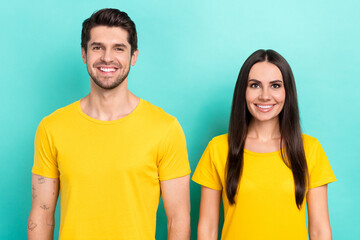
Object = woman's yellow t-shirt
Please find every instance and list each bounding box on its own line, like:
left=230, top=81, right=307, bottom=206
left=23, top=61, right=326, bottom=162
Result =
left=192, top=134, right=336, bottom=240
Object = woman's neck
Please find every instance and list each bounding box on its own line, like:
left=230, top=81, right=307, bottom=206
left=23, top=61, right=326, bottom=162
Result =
left=247, top=117, right=281, bottom=140
left=245, top=117, right=282, bottom=153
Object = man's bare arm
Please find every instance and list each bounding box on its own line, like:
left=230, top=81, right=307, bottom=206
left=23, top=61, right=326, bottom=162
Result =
left=28, top=174, right=59, bottom=240
left=160, top=175, right=190, bottom=240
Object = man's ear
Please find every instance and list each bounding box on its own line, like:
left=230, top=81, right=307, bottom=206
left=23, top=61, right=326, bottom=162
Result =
left=81, top=48, right=87, bottom=64
left=130, top=49, right=139, bottom=66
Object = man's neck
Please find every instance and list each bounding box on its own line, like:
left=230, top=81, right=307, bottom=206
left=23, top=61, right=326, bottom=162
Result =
left=80, top=80, right=140, bottom=121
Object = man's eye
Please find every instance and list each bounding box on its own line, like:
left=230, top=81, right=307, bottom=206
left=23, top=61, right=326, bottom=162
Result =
left=92, top=46, right=101, bottom=50
left=115, top=48, right=124, bottom=51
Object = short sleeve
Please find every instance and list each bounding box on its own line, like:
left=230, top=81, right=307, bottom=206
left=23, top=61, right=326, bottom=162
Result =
left=308, top=139, right=336, bottom=189
left=192, top=141, right=223, bottom=191
left=32, top=120, right=59, bottom=178
left=158, top=119, right=191, bottom=181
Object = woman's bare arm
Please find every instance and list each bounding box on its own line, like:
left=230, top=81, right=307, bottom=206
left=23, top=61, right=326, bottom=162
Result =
left=307, top=185, right=332, bottom=240
left=197, top=186, right=221, bottom=240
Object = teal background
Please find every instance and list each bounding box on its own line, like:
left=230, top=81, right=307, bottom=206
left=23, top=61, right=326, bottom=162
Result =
left=1, top=0, right=359, bottom=239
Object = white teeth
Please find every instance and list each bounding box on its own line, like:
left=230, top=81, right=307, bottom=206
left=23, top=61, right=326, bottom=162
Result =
left=100, top=67, right=116, bottom=72
left=256, top=104, right=273, bottom=109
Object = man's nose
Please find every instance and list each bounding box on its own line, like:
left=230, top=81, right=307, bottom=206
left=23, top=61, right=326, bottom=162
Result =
left=101, top=49, right=114, bottom=63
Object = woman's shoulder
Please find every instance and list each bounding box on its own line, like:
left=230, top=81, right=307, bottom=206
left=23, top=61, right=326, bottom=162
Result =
left=209, top=133, right=229, bottom=148
left=202, top=134, right=229, bottom=159
left=301, top=133, right=321, bottom=150
left=301, top=133, right=327, bottom=162
left=301, top=134, right=336, bottom=186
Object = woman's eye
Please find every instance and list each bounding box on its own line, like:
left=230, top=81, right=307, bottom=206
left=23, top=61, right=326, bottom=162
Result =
left=250, top=83, right=259, bottom=88
left=272, top=84, right=281, bottom=88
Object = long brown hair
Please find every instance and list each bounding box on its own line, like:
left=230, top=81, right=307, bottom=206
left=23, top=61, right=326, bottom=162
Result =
left=226, top=49, right=308, bottom=209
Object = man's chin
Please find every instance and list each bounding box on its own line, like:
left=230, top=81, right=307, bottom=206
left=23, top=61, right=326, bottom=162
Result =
left=91, top=77, right=126, bottom=90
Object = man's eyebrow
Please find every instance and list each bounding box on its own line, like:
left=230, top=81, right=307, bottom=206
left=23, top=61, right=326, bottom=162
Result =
left=89, top=42, right=127, bottom=48
left=114, top=43, right=127, bottom=48
left=90, top=42, right=102, bottom=46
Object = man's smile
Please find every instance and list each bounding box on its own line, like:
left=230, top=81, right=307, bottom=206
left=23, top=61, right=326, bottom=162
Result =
left=98, top=67, right=117, bottom=73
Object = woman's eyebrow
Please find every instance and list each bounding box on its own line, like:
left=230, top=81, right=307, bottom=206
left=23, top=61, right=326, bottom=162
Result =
left=248, top=79, right=261, bottom=83
left=270, top=80, right=283, bottom=83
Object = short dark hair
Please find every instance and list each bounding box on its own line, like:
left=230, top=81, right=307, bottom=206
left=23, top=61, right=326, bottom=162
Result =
left=81, top=8, right=138, bottom=54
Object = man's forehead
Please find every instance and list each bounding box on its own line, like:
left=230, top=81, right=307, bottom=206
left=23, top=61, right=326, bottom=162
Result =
left=88, top=26, right=130, bottom=45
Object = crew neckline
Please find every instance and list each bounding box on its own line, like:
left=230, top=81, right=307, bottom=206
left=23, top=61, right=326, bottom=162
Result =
left=244, top=148, right=282, bottom=157
left=76, top=98, right=143, bottom=125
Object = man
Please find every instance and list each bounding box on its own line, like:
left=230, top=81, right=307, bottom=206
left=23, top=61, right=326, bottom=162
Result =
left=28, top=8, right=191, bottom=240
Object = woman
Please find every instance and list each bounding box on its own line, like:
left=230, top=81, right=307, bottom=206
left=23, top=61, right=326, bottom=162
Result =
left=192, top=49, right=336, bottom=240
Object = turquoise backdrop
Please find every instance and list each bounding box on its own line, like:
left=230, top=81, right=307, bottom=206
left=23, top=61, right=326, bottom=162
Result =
left=1, top=0, right=359, bottom=239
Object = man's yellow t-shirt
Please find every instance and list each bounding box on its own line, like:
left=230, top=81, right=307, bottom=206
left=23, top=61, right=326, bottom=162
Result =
left=192, top=134, right=336, bottom=240
left=33, top=99, right=191, bottom=240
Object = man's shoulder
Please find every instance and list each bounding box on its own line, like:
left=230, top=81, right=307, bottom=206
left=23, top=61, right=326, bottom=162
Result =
left=140, top=99, right=177, bottom=124
left=40, top=101, right=79, bottom=128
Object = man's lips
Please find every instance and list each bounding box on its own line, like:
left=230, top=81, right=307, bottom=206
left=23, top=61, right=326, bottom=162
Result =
left=97, top=67, right=118, bottom=73
left=94, top=62, right=120, bottom=73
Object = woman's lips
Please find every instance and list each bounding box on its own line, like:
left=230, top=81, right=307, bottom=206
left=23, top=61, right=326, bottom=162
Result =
left=254, top=104, right=275, bottom=112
